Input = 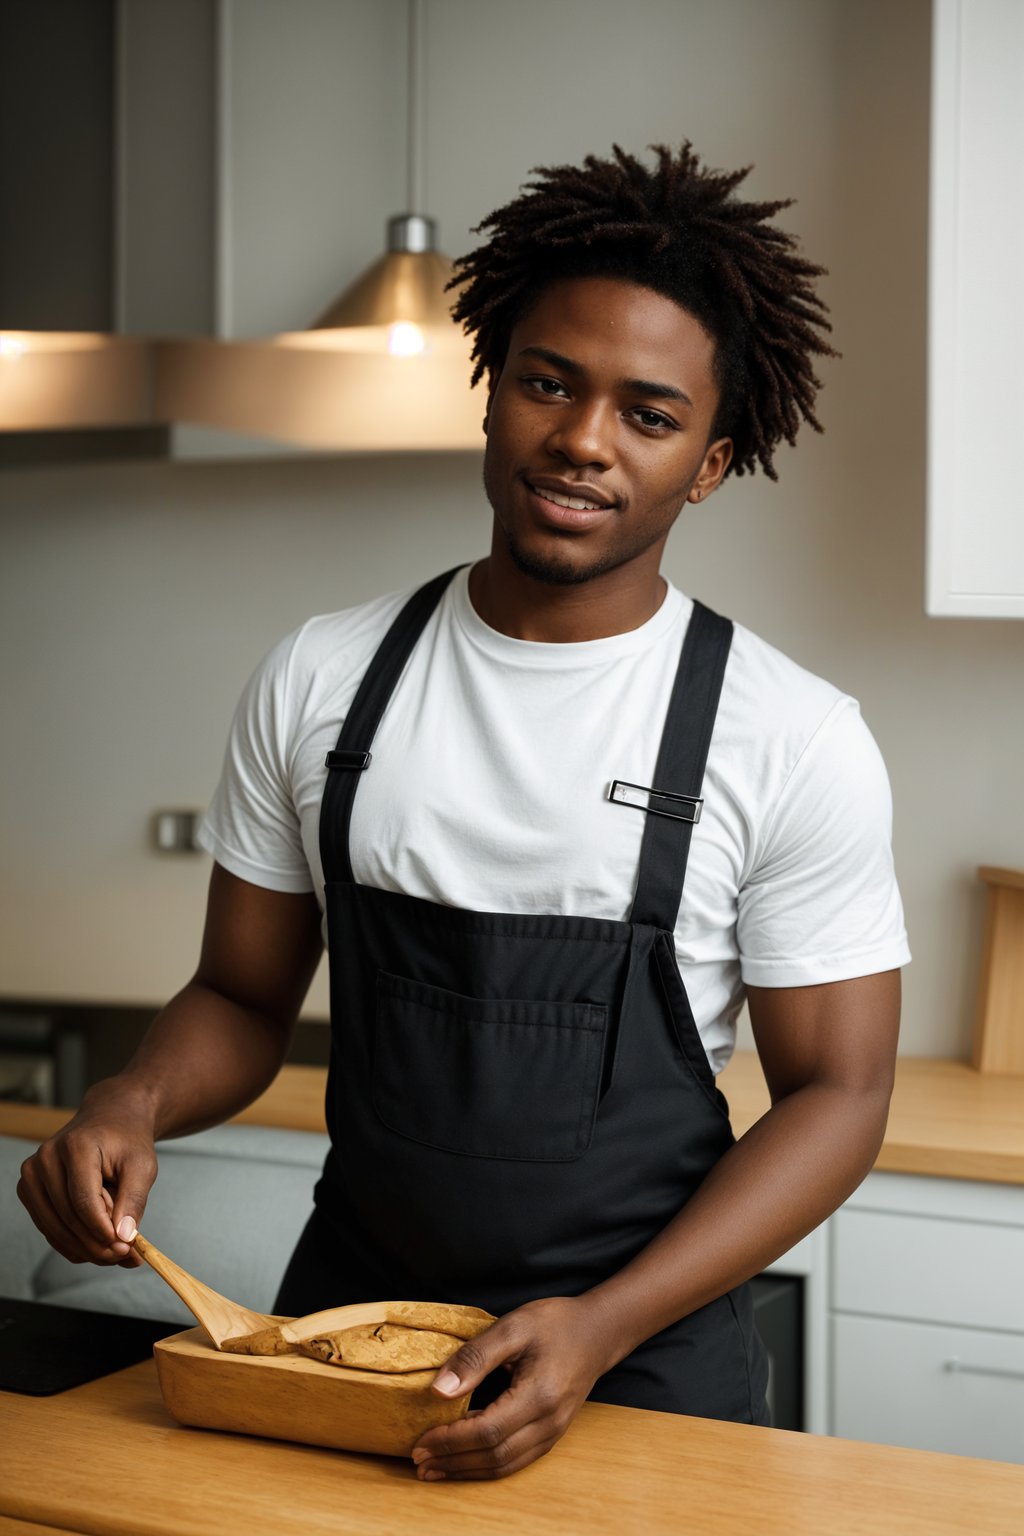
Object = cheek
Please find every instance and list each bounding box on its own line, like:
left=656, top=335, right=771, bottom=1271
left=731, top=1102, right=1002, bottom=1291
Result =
left=629, top=451, right=697, bottom=514
left=487, top=402, right=535, bottom=463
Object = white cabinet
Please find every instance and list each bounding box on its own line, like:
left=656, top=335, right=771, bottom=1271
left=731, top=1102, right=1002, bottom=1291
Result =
left=927, top=0, right=1024, bottom=617
left=830, top=1172, right=1024, bottom=1462
left=834, top=1314, right=1024, bottom=1464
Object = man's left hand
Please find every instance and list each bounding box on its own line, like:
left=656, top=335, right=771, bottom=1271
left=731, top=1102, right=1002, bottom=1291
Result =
left=410, top=1295, right=617, bottom=1481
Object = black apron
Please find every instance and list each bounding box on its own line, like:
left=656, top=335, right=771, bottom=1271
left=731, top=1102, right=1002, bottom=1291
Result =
left=276, top=567, right=769, bottom=1425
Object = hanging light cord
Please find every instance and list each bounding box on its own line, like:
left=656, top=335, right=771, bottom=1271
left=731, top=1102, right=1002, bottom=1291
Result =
left=406, top=0, right=425, bottom=216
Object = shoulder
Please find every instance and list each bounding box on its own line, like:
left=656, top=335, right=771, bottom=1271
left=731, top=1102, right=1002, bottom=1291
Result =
left=274, top=583, right=417, bottom=684
left=702, top=611, right=893, bottom=874
left=215, top=583, right=422, bottom=783
left=720, top=618, right=852, bottom=750
left=702, top=616, right=909, bottom=984
left=710, top=615, right=862, bottom=791
left=247, top=582, right=420, bottom=718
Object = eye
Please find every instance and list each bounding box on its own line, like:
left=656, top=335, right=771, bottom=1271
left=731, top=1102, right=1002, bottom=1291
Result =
left=629, top=406, right=677, bottom=433
left=522, top=375, right=569, bottom=398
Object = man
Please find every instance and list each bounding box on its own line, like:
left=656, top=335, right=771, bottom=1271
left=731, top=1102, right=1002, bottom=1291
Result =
left=18, top=143, right=909, bottom=1480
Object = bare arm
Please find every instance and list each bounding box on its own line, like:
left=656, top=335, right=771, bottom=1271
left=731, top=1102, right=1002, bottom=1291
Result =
left=583, top=968, right=900, bottom=1348
left=17, top=864, right=323, bottom=1267
left=412, top=969, right=901, bottom=1480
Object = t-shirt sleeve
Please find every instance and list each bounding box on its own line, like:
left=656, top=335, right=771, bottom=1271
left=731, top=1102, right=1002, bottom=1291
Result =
left=737, top=697, right=911, bottom=987
left=196, top=629, right=315, bottom=894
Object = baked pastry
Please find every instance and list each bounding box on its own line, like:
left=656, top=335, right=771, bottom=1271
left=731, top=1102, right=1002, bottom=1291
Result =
left=300, top=1322, right=459, bottom=1372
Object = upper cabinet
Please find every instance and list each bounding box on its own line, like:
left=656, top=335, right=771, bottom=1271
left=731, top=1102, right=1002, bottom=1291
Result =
left=117, top=0, right=408, bottom=343
left=927, top=0, right=1024, bottom=618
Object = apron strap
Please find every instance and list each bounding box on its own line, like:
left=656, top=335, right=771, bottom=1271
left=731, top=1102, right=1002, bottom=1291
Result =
left=319, top=565, right=463, bottom=885
left=627, top=601, right=733, bottom=932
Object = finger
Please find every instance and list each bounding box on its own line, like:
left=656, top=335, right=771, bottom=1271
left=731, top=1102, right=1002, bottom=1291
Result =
left=415, top=1375, right=541, bottom=1462
left=16, top=1169, right=89, bottom=1264
left=46, top=1133, right=145, bottom=1264
left=428, top=1320, right=517, bottom=1404
left=17, top=1164, right=127, bottom=1265
left=108, top=1145, right=155, bottom=1248
left=101, top=1188, right=143, bottom=1269
left=19, top=1144, right=122, bottom=1263
left=414, top=1373, right=568, bottom=1479
left=417, top=1424, right=560, bottom=1482
left=62, top=1135, right=122, bottom=1246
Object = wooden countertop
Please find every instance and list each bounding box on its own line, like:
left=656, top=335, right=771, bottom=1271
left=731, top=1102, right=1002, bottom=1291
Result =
left=243, top=1057, right=1024, bottom=1185
left=4, top=1053, right=1024, bottom=1185
left=3, top=1357, right=1023, bottom=1535
left=720, top=1052, right=1024, bottom=1185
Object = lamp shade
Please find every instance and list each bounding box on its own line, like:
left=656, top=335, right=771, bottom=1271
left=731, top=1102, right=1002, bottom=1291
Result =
left=280, top=215, right=462, bottom=357
left=314, top=215, right=455, bottom=330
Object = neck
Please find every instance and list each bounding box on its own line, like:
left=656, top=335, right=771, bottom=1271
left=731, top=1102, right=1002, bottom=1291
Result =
left=468, top=540, right=669, bottom=643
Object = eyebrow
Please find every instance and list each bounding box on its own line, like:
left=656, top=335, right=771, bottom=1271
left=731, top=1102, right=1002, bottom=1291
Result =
left=517, top=345, right=694, bottom=408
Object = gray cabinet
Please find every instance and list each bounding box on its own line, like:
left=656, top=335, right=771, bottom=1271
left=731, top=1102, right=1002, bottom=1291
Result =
left=830, top=1171, right=1024, bottom=1462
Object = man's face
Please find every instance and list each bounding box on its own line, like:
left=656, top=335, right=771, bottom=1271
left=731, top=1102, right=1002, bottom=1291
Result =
left=482, top=275, right=732, bottom=588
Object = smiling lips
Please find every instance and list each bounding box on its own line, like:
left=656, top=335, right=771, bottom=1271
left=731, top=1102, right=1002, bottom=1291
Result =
left=525, top=478, right=617, bottom=530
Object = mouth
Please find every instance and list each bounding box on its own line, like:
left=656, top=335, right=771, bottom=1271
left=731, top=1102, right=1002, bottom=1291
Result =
left=523, top=477, right=617, bottom=531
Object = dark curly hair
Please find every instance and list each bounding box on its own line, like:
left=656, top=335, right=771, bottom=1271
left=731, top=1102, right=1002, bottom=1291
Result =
left=448, top=143, right=837, bottom=480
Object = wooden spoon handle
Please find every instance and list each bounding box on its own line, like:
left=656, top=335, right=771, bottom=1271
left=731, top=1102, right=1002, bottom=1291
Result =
left=133, top=1232, right=271, bottom=1348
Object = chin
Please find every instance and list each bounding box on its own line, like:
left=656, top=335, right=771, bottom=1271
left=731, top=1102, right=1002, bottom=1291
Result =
left=503, top=531, right=611, bottom=587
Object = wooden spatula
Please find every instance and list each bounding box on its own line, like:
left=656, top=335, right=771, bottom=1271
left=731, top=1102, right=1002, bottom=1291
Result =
left=132, top=1232, right=275, bottom=1348
left=133, top=1232, right=494, bottom=1357
left=132, top=1232, right=394, bottom=1352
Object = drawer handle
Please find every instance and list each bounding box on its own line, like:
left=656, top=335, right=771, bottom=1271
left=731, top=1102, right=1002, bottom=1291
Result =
left=943, top=1357, right=1024, bottom=1383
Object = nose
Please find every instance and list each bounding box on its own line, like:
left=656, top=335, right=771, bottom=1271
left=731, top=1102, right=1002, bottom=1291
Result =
left=545, top=398, right=616, bottom=469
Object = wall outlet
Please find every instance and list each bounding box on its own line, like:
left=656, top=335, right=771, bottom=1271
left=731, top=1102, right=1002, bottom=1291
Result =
left=151, top=809, right=202, bottom=854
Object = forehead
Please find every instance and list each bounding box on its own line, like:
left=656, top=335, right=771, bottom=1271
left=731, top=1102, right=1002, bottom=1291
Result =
left=507, top=275, right=719, bottom=394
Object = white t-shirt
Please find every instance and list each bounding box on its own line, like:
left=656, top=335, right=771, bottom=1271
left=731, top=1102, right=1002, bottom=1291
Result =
left=198, top=565, right=910, bottom=1074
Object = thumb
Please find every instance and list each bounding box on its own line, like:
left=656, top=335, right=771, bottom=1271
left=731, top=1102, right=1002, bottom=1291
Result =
left=110, top=1147, right=157, bottom=1245
left=432, top=1321, right=513, bottom=1398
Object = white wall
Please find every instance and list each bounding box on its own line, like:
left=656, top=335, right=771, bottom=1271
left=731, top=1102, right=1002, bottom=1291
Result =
left=2, top=0, right=1022, bottom=1057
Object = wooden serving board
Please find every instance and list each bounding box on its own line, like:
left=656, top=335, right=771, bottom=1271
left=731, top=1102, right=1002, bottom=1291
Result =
left=153, top=1325, right=472, bottom=1458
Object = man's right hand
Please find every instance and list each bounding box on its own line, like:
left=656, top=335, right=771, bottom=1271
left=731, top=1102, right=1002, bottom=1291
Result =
left=15, top=865, right=324, bottom=1270
left=17, top=1082, right=159, bottom=1268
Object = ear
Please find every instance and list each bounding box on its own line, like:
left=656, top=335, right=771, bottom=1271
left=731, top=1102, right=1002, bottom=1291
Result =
left=687, top=436, right=733, bottom=503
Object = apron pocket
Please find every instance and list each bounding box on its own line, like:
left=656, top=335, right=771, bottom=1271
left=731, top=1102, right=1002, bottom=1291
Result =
left=373, top=971, right=607, bottom=1161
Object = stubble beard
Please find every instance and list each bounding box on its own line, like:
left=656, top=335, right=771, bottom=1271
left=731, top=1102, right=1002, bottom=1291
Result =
left=486, top=464, right=634, bottom=588
left=484, top=457, right=686, bottom=589
left=500, top=523, right=625, bottom=587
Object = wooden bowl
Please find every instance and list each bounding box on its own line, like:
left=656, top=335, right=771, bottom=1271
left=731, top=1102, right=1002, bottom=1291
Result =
left=153, top=1327, right=472, bottom=1457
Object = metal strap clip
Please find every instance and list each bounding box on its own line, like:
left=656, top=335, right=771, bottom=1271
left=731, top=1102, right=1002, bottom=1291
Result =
left=325, top=749, right=372, bottom=770
left=608, top=779, right=703, bottom=825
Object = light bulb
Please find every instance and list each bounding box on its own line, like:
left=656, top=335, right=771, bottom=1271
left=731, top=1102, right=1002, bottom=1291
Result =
left=0, top=334, right=26, bottom=360
left=387, top=321, right=427, bottom=358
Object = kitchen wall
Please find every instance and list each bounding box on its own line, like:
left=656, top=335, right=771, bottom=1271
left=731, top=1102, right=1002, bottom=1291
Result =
left=2, top=0, right=1022, bottom=1060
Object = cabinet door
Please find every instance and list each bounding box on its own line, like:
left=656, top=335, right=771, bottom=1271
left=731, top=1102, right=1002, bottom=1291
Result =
left=832, top=1207, right=1024, bottom=1332
left=833, top=1314, right=1024, bottom=1463
left=928, top=0, right=1024, bottom=616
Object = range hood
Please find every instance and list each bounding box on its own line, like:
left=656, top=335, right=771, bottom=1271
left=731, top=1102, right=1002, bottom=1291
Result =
left=0, top=0, right=483, bottom=463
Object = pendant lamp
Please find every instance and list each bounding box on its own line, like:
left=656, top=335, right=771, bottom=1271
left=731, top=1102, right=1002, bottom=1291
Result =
left=156, top=0, right=482, bottom=453
left=277, top=0, right=461, bottom=361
